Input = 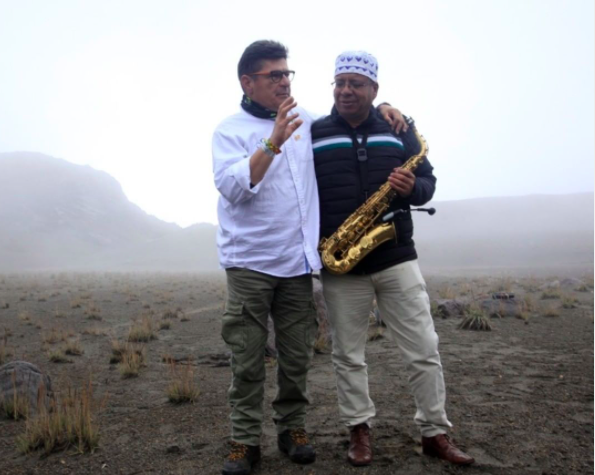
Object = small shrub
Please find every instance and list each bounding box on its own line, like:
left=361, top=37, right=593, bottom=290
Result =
left=167, top=362, right=200, bottom=404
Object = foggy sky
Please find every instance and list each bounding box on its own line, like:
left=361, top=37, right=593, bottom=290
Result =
left=0, top=0, right=593, bottom=227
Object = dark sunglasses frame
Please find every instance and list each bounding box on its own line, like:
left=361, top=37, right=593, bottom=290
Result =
left=249, top=70, right=295, bottom=83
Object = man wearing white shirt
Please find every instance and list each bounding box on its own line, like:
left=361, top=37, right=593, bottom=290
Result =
left=212, top=40, right=405, bottom=475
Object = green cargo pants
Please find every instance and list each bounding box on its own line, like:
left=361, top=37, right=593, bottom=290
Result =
left=222, top=268, right=317, bottom=446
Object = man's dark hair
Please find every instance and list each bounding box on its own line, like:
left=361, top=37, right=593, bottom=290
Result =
left=237, top=40, right=289, bottom=79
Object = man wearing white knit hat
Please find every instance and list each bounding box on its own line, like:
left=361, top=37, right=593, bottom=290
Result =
left=311, top=50, right=475, bottom=467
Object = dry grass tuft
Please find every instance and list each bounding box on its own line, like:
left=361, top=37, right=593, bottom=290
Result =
left=53, top=309, right=67, bottom=319
left=63, top=339, right=84, bottom=356
left=18, top=311, right=31, bottom=323
left=83, top=327, right=108, bottom=336
left=162, top=307, right=183, bottom=320
left=42, top=328, right=72, bottom=345
left=438, top=286, right=457, bottom=299
left=16, top=380, right=101, bottom=455
left=541, top=289, right=562, bottom=300
left=459, top=305, right=492, bottom=331
left=0, top=332, right=12, bottom=365
left=166, top=362, right=201, bottom=404
left=118, top=351, right=145, bottom=379
left=543, top=304, right=560, bottom=318
left=128, top=317, right=157, bottom=343
left=1, top=372, right=30, bottom=420
left=1, top=393, right=30, bottom=420
left=492, top=276, right=514, bottom=293
left=84, top=303, right=102, bottom=321
left=522, top=294, right=537, bottom=313
left=110, top=340, right=143, bottom=363
left=48, top=348, right=70, bottom=363
left=561, top=293, right=579, bottom=309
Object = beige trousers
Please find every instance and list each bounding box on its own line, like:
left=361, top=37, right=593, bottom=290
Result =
left=321, top=260, right=452, bottom=437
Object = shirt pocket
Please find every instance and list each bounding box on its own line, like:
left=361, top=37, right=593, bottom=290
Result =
left=293, top=130, right=314, bottom=161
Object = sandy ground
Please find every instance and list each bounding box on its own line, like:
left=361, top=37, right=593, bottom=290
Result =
left=0, top=270, right=593, bottom=475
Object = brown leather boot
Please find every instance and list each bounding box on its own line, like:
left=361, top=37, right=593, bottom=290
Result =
left=422, top=434, right=474, bottom=465
left=347, top=423, right=372, bottom=466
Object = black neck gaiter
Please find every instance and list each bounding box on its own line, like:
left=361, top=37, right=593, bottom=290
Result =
left=240, top=95, right=277, bottom=120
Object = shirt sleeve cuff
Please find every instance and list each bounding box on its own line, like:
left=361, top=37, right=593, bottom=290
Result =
left=227, top=157, right=262, bottom=194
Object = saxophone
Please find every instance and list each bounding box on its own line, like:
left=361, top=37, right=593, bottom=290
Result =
left=318, top=126, right=428, bottom=275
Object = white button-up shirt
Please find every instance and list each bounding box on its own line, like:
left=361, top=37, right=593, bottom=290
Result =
left=212, top=107, right=322, bottom=277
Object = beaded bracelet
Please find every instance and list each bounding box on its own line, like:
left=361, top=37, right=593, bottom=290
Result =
left=262, top=138, right=282, bottom=155
left=259, top=140, right=275, bottom=158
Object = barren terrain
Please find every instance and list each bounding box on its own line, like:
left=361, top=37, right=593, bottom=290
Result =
left=0, top=271, right=593, bottom=475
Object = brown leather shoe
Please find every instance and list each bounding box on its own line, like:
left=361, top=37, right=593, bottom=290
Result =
left=347, top=423, right=372, bottom=466
left=422, top=434, right=474, bottom=465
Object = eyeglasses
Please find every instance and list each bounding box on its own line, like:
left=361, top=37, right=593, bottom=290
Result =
left=250, top=70, right=295, bottom=83
left=332, top=80, right=372, bottom=91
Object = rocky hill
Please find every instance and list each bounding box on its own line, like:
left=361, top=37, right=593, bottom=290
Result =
left=0, top=152, right=215, bottom=271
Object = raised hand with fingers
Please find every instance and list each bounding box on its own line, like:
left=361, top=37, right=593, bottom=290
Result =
left=269, top=96, right=304, bottom=148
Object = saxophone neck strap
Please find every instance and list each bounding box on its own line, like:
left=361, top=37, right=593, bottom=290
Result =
left=349, top=131, right=370, bottom=196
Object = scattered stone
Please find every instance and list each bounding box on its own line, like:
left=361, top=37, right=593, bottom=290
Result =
left=0, top=361, right=53, bottom=415
left=492, top=292, right=515, bottom=300
left=559, top=278, right=584, bottom=289
left=166, top=444, right=181, bottom=454
left=540, top=280, right=560, bottom=290
left=434, top=298, right=470, bottom=318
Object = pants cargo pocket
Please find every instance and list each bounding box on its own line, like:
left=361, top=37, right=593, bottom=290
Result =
left=221, top=300, right=246, bottom=353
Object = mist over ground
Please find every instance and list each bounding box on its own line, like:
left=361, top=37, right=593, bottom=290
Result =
left=0, top=152, right=592, bottom=275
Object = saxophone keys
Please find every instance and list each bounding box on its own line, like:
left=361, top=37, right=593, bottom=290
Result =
left=348, top=248, right=361, bottom=259
left=360, top=235, right=374, bottom=249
